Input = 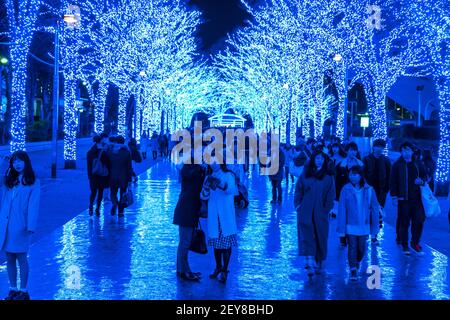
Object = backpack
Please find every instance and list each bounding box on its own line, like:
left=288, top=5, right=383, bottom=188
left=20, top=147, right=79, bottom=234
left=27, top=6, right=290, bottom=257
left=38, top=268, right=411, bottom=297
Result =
left=92, top=151, right=108, bottom=176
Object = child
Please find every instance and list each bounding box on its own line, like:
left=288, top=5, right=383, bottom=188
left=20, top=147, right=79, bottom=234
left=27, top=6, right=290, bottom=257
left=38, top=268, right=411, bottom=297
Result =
left=0, top=151, right=40, bottom=300
left=337, top=165, right=379, bottom=281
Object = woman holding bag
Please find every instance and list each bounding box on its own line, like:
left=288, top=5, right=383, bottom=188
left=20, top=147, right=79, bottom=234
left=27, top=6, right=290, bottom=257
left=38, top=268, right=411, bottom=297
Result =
left=206, top=163, right=238, bottom=284
left=173, top=159, right=205, bottom=282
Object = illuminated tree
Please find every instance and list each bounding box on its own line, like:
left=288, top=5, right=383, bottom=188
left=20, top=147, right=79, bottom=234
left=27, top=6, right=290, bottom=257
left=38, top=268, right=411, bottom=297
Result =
left=4, top=0, right=41, bottom=151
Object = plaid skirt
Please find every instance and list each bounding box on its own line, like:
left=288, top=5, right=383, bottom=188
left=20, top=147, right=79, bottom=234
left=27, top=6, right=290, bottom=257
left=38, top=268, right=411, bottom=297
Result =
left=208, top=218, right=237, bottom=249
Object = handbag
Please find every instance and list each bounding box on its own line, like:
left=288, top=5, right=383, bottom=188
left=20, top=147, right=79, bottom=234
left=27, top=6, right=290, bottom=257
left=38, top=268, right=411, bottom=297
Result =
left=92, top=151, right=108, bottom=176
left=121, top=187, right=134, bottom=208
left=420, top=183, right=441, bottom=217
left=189, top=222, right=208, bottom=254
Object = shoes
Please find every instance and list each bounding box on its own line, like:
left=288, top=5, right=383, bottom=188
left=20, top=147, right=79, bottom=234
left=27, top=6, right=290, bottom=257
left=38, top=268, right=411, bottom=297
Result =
left=179, top=272, right=200, bottom=282
left=118, top=212, right=125, bottom=218
left=13, top=291, right=30, bottom=300
left=270, top=200, right=276, bottom=204
left=330, top=212, right=337, bottom=219
left=177, top=271, right=201, bottom=278
left=411, top=243, right=424, bottom=256
left=350, top=269, right=358, bottom=281
left=305, top=256, right=315, bottom=277
left=403, top=247, right=411, bottom=256
left=4, top=290, right=19, bottom=300
left=209, top=268, right=222, bottom=279
left=218, top=270, right=229, bottom=283
left=371, top=238, right=379, bottom=245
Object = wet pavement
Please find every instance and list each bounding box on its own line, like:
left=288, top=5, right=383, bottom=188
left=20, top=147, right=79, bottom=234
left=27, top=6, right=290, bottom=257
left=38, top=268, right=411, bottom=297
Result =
left=0, top=161, right=449, bottom=300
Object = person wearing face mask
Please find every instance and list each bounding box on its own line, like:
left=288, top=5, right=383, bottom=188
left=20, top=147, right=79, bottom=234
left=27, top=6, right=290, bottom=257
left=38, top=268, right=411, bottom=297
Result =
left=205, top=162, right=238, bottom=284
left=0, top=151, right=40, bottom=300
left=337, top=166, right=380, bottom=281
left=363, top=139, right=391, bottom=243
left=390, top=142, right=427, bottom=256
left=294, top=151, right=335, bottom=277
left=335, top=142, right=364, bottom=247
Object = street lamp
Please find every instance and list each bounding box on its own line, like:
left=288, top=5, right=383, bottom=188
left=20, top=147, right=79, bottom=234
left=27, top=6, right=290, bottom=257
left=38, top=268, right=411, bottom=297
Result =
left=332, top=53, right=348, bottom=139
left=0, top=57, right=8, bottom=65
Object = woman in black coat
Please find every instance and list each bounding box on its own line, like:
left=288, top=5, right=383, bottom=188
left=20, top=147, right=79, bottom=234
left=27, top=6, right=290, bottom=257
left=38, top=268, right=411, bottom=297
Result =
left=173, top=162, right=206, bottom=281
left=87, top=136, right=110, bottom=216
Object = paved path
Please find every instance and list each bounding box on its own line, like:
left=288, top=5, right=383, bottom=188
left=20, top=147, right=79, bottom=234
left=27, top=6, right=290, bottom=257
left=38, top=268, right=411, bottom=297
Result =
left=0, top=161, right=448, bottom=300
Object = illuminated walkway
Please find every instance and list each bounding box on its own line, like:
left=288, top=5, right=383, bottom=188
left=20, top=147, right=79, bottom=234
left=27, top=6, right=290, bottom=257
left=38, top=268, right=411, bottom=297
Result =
left=0, top=161, right=448, bottom=300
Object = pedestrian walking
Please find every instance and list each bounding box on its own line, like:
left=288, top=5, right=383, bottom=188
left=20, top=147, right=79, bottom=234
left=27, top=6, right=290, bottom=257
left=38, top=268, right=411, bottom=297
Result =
left=390, top=141, right=427, bottom=255
left=206, top=163, right=238, bottom=284
left=337, top=165, right=380, bottom=281
left=0, top=151, right=40, bottom=300
left=151, top=132, right=159, bottom=160
left=107, top=135, right=132, bottom=217
left=269, top=149, right=286, bottom=204
left=294, top=151, right=335, bottom=277
left=335, top=142, right=363, bottom=247
left=87, top=135, right=110, bottom=217
left=173, top=159, right=206, bottom=282
left=140, top=132, right=149, bottom=160
left=128, top=138, right=142, bottom=183
left=363, top=139, right=391, bottom=243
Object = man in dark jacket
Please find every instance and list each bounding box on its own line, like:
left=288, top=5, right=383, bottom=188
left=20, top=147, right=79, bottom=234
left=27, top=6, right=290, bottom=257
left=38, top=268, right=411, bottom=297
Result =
left=390, top=141, right=427, bottom=255
left=363, top=139, right=391, bottom=242
left=173, top=162, right=205, bottom=281
left=107, top=135, right=132, bottom=217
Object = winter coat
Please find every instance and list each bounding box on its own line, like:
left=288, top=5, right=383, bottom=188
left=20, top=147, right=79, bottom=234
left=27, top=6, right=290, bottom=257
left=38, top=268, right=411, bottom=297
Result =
left=140, top=137, right=149, bottom=152
left=173, top=164, right=205, bottom=227
left=107, top=145, right=132, bottom=189
left=0, top=179, right=40, bottom=253
left=335, top=157, right=364, bottom=200
left=390, top=157, right=427, bottom=201
left=207, top=170, right=238, bottom=239
left=150, top=137, right=159, bottom=151
left=269, top=150, right=286, bottom=181
left=363, top=153, right=391, bottom=196
left=337, top=183, right=380, bottom=237
left=87, top=144, right=110, bottom=189
left=294, top=173, right=335, bottom=260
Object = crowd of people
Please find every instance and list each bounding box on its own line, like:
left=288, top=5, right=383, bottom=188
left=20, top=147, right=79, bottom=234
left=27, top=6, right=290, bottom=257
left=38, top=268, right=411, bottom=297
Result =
left=0, top=129, right=444, bottom=299
left=286, top=137, right=436, bottom=280
left=173, top=134, right=441, bottom=283
left=86, top=131, right=172, bottom=218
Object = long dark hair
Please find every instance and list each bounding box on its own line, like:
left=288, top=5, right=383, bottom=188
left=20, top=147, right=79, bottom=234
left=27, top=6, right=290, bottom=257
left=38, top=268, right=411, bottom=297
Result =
left=349, top=165, right=365, bottom=188
left=5, top=151, right=36, bottom=189
left=304, top=151, right=330, bottom=180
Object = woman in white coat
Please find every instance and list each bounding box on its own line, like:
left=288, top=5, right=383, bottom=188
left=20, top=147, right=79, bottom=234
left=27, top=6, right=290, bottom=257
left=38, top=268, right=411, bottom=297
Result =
left=0, top=151, right=40, bottom=300
left=205, top=163, right=238, bottom=283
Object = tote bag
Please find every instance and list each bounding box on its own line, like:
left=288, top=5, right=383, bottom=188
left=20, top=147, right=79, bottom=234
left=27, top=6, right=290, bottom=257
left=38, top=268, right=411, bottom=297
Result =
left=420, top=183, right=441, bottom=218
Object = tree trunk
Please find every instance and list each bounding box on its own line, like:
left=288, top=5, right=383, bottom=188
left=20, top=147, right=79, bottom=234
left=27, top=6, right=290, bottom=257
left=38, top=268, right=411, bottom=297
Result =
left=63, top=79, right=78, bottom=162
